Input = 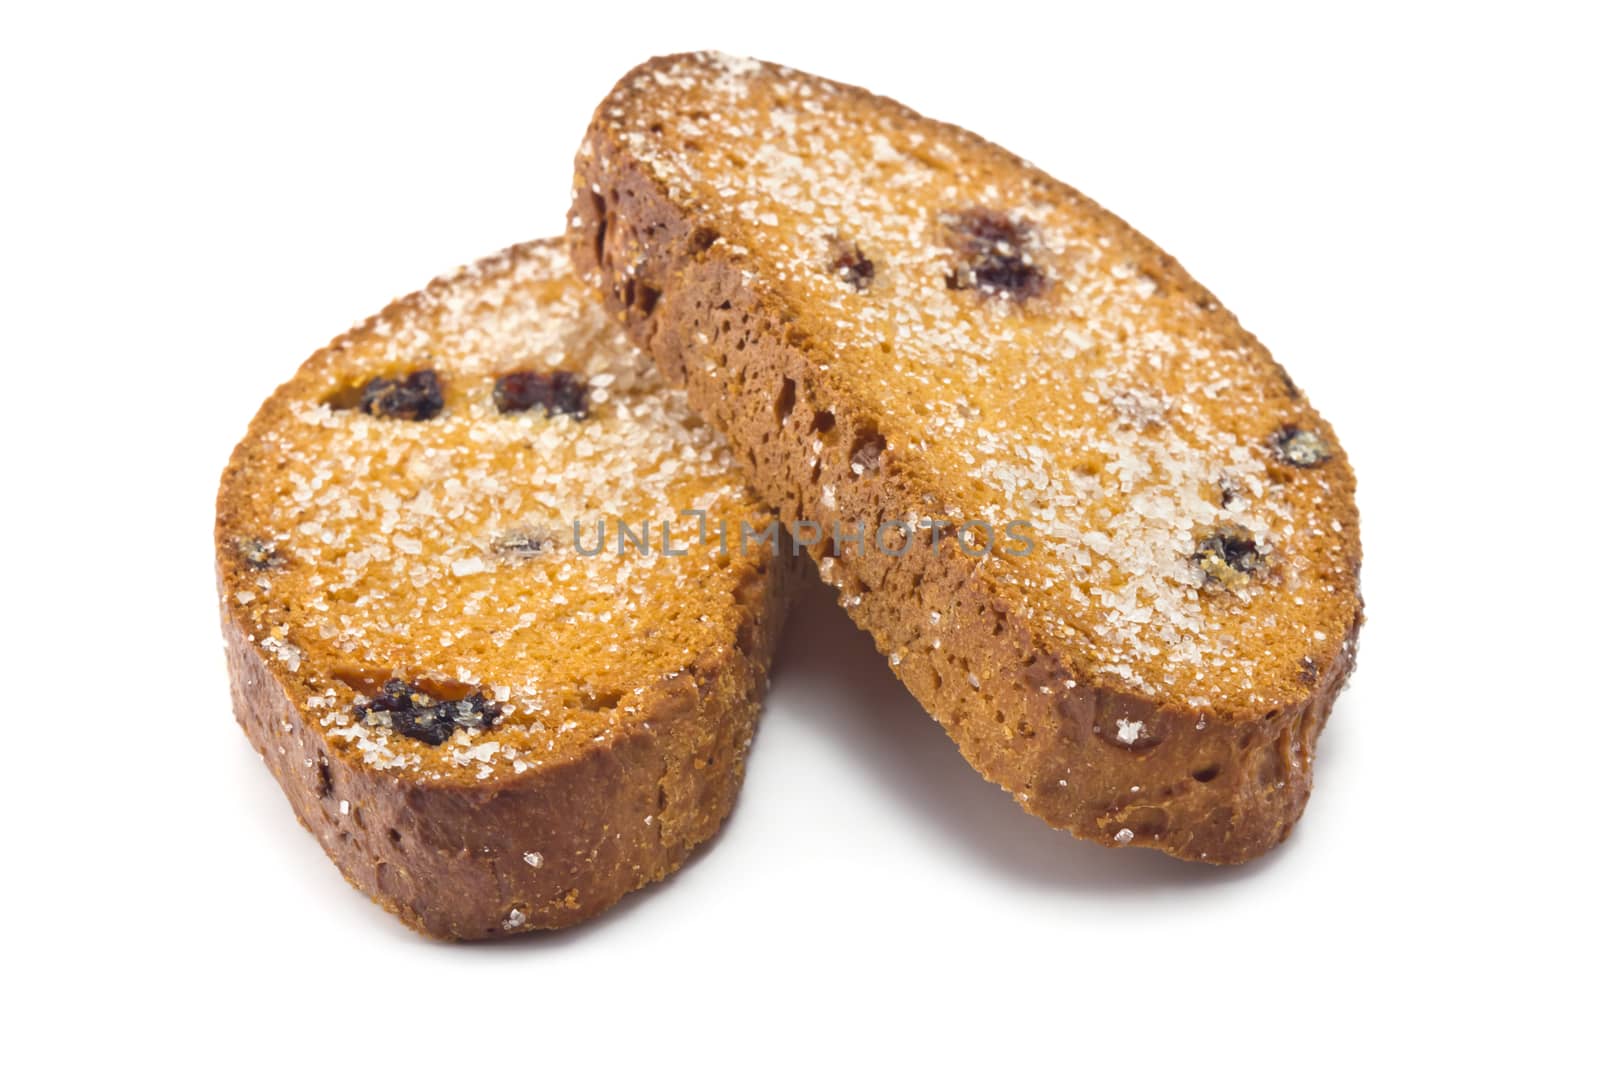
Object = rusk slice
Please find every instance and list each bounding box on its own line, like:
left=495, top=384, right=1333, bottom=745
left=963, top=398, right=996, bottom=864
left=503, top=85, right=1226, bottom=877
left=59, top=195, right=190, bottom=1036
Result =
left=216, top=239, right=792, bottom=937
left=569, top=53, right=1361, bottom=863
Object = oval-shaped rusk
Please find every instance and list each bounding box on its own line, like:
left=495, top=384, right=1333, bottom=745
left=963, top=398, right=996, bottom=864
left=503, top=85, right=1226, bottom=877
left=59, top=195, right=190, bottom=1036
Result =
left=569, top=54, right=1361, bottom=863
left=217, top=239, right=793, bottom=936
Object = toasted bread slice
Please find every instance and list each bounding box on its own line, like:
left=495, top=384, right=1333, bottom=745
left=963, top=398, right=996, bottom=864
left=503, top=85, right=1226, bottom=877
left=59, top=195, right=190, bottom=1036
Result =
left=216, top=239, right=793, bottom=937
left=568, top=53, right=1361, bottom=863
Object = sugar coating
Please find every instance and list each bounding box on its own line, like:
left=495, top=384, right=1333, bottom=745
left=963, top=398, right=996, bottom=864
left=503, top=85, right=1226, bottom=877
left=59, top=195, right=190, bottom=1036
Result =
left=218, top=241, right=772, bottom=781
left=582, top=53, right=1361, bottom=714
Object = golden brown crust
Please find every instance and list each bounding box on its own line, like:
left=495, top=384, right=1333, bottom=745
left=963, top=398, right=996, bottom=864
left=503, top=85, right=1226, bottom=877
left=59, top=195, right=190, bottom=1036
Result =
left=217, top=238, right=795, bottom=937
left=222, top=559, right=790, bottom=938
left=567, top=54, right=1362, bottom=863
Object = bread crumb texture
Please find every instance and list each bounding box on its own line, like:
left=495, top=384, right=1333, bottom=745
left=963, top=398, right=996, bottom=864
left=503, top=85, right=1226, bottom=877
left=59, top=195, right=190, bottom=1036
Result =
left=578, top=52, right=1360, bottom=716
left=219, top=240, right=774, bottom=780
left=569, top=54, right=1362, bottom=862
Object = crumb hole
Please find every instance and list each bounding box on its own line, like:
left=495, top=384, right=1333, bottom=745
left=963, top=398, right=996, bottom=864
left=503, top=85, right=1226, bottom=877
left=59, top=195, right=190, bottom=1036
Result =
left=589, top=191, right=607, bottom=267
left=688, top=226, right=718, bottom=254
left=776, top=377, right=796, bottom=425
left=581, top=688, right=624, bottom=712
left=635, top=282, right=660, bottom=317
left=848, top=427, right=885, bottom=476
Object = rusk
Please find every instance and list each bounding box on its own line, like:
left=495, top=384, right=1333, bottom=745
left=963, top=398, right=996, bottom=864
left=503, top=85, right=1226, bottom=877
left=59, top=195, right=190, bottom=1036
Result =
left=217, top=239, right=793, bottom=936
left=569, top=54, right=1361, bottom=863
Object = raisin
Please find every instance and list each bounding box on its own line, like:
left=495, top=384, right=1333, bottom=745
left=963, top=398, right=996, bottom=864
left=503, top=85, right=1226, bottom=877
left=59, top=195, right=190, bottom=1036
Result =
left=1272, top=426, right=1332, bottom=468
left=359, top=370, right=443, bottom=420
left=494, top=370, right=588, bottom=418
left=1193, top=524, right=1265, bottom=589
left=237, top=537, right=283, bottom=570
left=942, top=209, right=1046, bottom=301
left=827, top=237, right=875, bottom=290
left=354, top=679, right=502, bottom=746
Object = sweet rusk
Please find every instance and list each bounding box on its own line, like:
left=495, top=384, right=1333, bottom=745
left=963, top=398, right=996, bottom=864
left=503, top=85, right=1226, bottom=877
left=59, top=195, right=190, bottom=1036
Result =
left=569, top=53, right=1362, bottom=863
left=217, top=240, right=794, bottom=937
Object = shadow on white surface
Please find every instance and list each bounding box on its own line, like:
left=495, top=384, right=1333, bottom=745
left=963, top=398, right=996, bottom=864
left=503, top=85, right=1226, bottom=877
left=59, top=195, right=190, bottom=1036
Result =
left=759, top=571, right=1295, bottom=894
left=232, top=564, right=1309, bottom=953
left=443, top=568, right=1301, bottom=951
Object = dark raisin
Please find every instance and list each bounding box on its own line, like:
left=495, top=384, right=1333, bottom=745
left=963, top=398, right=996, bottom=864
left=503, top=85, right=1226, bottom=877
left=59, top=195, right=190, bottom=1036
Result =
left=942, top=209, right=1046, bottom=301
left=494, top=370, right=588, bottom=418
left=359, top=370, right=443, bottom=420
left=237, top=537, right=283, bottom=570
left=1271, top=426, right=1332, bottom=468
left=827, top=237, right=875, bottom=291
left=1193, top=524, right=1265, bottom=590
left=353, top=679, right=503, bottom=746
left=1299, top=656, right=1320, bottom=684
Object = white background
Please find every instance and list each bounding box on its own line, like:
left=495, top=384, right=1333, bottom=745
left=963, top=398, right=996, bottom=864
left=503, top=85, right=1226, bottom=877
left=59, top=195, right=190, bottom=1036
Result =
left=4, top=2, right=1595, bottom=1062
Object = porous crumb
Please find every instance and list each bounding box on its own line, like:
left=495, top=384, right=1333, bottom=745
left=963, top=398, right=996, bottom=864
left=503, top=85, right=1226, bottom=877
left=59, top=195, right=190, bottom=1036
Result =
left=586, top=52, right=1361, bottom=716
left=218, top=241, right=777, bottom=786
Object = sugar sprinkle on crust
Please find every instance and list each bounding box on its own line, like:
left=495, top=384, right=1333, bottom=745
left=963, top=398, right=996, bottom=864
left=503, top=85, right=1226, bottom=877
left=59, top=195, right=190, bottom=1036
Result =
left=569, top=53, right=1363, bottom=863
left=217, top=238, right=794, bottom=937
